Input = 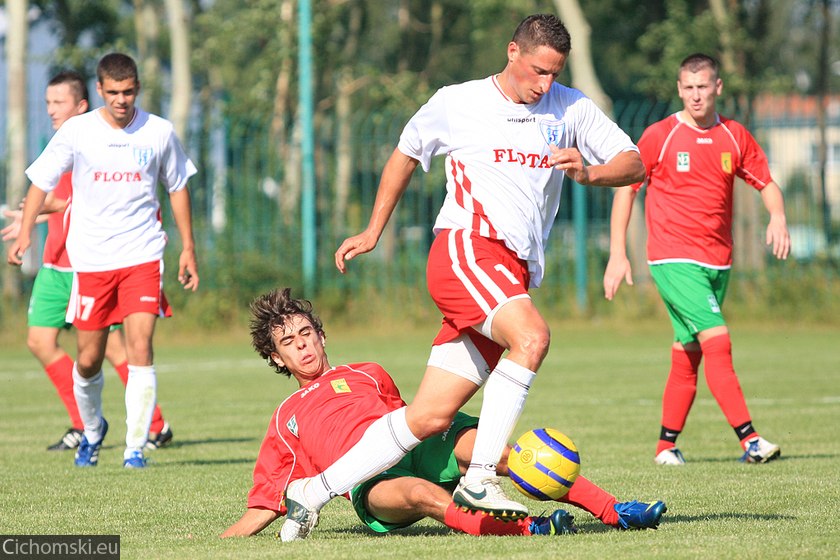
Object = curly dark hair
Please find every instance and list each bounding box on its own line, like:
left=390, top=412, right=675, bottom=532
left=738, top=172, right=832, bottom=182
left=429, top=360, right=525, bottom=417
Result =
left=249, top=288, right=325, bottom=377
left=511, top=14, right=571, bottom=55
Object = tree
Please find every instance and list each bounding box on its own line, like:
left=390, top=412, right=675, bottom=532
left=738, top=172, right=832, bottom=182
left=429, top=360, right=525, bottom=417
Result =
left=164, top=0, right=192, bottom=141
left=134, top=0, right=162, bottom=114
left=4, top=0, right=29, bottom=299
left=33, top=0, right=123, bottom=81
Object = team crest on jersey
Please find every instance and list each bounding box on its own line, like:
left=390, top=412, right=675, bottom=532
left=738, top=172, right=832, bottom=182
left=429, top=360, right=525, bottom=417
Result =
left=539, top=119, right=565, bottom=147
left=677, top=152, right=690, bottom=172
left=721, top=152, right=733, bottom=174
left=331, top=379, right=351, bottom=393
left=286, top=415, right=299, bottom=438
left=133, top=146, right=154, bottom=166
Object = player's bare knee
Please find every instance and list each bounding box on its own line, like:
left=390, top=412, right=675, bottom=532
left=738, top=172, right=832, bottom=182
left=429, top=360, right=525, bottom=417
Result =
left=512, top=329, right=550, bottom=367
left=25, top=335, right=49, bottom=359
left=406, top=481, right=445, bottom=510
left=408, top=411, right=457, bottom=440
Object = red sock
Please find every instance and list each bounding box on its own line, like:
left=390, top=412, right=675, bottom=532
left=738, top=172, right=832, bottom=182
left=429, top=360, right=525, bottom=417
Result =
left=115, top=360, right=166, bottom=433
left=443, top=503, right=531, bottom=535
left=559, top=475, right=619, bottom=526
left=44, top=354, right=83, bottom=430
left=657, top=347, right=702, bottom=455
left=700, top=334, right=751, bottom=429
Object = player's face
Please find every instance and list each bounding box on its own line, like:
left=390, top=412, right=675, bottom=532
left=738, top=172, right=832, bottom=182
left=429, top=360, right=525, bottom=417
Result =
left=271, top=314, right=329, bottom=386
left=96, top=76, right=140, bottom=128
left=45, top=83, right=87, bottom=131
left=677, top=68, right=722, bottom=128
left=504, top=43, right=566, bottom=104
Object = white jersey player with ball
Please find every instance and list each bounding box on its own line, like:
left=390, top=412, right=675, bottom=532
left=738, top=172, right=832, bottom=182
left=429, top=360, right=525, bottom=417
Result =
left=289, top=15, right=647, bottom=542
left=403, top=74, right=637, bottom=286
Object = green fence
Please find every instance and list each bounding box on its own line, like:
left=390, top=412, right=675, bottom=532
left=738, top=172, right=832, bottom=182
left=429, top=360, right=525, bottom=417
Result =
left=175, top=95, right=837, bottom=314
left=5, top=96, right=838, bottom=317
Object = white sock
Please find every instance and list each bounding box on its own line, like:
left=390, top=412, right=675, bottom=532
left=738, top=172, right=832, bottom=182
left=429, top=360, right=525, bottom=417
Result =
left=73, top=366, right=105, bottom=444
left=124, top=364, right=157, bottom=452
left=300, top=407, right=421, bottom=510
left=464, top=358, right=535, bottom=482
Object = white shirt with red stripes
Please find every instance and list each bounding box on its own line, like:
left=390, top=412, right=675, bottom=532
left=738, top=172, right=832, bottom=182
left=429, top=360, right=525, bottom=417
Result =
left=26, top=108, right=197, bottom=272
left=398, top=75, right=637, bottom=287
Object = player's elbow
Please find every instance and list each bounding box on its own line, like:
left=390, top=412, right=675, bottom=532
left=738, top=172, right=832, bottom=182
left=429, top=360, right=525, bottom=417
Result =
left=627, top=154, right=645, bottom=184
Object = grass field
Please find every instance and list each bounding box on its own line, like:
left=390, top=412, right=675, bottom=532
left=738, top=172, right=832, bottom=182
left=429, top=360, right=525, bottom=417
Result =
left=1, top=318, right=838, bottom=559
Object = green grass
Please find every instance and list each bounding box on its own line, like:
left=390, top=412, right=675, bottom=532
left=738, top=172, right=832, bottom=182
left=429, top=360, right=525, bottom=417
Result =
left=1, top=319, right=838, bottom=559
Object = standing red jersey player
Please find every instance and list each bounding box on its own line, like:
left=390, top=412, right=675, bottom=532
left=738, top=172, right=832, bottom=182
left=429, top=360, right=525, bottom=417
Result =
left=604, top=53, right=790, bottom=465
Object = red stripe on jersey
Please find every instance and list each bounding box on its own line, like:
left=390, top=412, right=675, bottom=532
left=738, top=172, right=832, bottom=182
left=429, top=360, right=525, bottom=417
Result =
left=451, top=158, right=465, bottom=208
left=450, top=159, right=498, bottom=239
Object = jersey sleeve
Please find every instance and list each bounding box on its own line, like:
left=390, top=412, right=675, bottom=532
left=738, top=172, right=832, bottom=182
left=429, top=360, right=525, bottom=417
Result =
left=397, top=88, right=452, bottom=172
left=25, top=123, right=76, bottom=193
left=246, top=411, right=298, bottom=515
left=369, top=364, right=407, bottom=409
left=158, top=127, right=198, bottom=193
left=731, top=122, right=773, bottom=190
left=570, top=95, right=639, bottom=166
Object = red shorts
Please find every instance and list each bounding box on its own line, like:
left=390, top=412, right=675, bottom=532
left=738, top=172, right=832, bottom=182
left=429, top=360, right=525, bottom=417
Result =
left=427, top=229, right=530, bottom=366
left=68, top=260, right=172, bottom=330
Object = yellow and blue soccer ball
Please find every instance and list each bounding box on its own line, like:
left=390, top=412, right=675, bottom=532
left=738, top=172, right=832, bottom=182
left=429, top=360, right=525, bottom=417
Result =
left=508, top=428, right=581, bottom=501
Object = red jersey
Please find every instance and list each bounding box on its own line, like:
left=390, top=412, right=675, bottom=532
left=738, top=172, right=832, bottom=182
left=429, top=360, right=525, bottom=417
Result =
left=633, top=113, right=773, bottom=268
left=42, top=172, right=72, bottom=270
left=247, top=363, right=406, bottom=513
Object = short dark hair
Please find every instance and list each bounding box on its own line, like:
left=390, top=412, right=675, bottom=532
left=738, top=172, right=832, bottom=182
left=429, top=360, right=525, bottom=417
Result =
left=49, top=71, right=89, bottom=105
left=679, top=53, right=719, bottom=80
left=512, top=14, right=571, bottom=55
left=250, top=288, right=325, bottom=377
left=97, top=52, right=139, bottom=83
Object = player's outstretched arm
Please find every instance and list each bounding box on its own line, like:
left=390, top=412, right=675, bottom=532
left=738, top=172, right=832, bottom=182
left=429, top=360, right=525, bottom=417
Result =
left=6, top=186, right=48, bottom=266
left=603, top=186, right=637, bottom=301
left=220, top=507, right=280, bottom=538
left=760, top=181, right=790, bottom=260
left=169, top=188, right=199, bottom=291
left=335, top=149, right=420, bottom=273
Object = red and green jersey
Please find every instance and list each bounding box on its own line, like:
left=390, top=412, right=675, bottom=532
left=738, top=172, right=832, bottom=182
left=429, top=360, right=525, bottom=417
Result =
left=41, top=172, right=72, bottom=270
left=247, top=363, right=406, bottom=513
left=633, top=113, right=773, bottom=268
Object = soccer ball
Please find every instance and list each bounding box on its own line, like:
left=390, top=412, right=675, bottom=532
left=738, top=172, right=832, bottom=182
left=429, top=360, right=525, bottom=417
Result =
left=507, top=428, right=581, bottom=501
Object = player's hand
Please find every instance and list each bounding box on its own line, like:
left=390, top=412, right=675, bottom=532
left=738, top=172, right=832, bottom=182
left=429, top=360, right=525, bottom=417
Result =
left=549, top=146, right=589, bottom=184
left=335, top=230, right=378, bottom=274
left=178, top=248, right=199, bottom=291
left=2, top=208, right=23, bottom=241
left=766, top=214, right=790, bottom=260
left=6, top=236, right=30, bottom=266
left=603, top=254, right=633, bottom=301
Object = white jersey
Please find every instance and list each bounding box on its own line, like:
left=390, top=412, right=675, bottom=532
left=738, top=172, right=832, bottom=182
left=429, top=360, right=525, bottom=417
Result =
left=26, top=108, right=197, bottom=272
left=398, top=75, right=637, bottom=287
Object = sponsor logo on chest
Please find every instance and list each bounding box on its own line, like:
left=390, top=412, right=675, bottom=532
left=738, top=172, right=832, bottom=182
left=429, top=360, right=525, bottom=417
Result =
left=93, top=171, right=142, bottom=182
left=677, top=152, right=690, bottom=172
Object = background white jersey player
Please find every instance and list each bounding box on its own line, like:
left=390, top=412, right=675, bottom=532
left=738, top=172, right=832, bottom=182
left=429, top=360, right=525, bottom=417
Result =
left=260, top=14, right=645, bottom=541
left=26, top=95, right=195, bottom=273
left=9, top=52, right=199, bottom=470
